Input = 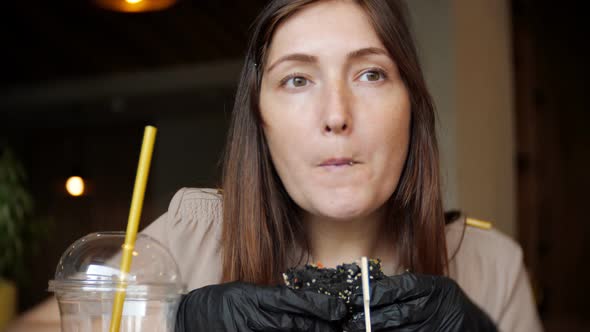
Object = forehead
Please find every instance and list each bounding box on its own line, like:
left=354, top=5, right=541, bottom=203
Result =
left=266, top=0, right=385, bottom=61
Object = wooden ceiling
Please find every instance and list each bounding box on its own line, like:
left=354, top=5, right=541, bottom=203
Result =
left=3, top=0, right=268, bottom=87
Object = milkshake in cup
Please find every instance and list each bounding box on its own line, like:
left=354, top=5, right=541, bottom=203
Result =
left=49, top=232, right=186, bottom=332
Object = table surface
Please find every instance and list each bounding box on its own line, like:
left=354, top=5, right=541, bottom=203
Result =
left=5, top=297, right=60, bottom=332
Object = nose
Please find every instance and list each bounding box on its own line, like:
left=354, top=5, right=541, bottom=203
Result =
left=322, top=82, right=352, bottom=135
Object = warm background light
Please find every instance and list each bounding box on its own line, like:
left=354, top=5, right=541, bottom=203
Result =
left=66, top=176, right=85, bottom=197
left=94, top=0, right=177, bottom=13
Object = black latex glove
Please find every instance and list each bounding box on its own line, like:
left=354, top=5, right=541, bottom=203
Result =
left=175, top=281, right=348, bottom=332
left=344, top=272, right=498, bottom=332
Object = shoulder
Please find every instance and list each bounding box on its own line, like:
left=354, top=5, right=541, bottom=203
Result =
left=167, top=187, right=223, bottom=219
left=446, top=216, right=522, bottom=264
left=163, top=187, right=224, bottom=248
left=142, top=187, right=223, bottom=243
left=445, top=216, right=524, bottom=321
left=153, top=188, right=224, bottom=289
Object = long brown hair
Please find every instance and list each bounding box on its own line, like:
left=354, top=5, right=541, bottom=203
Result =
left=221, top=0, right=447, bottom=284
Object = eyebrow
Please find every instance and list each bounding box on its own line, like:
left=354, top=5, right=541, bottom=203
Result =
left=265, top=47, right=390, bottom=73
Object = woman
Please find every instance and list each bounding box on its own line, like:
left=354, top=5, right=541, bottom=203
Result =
left=7, top=0, right=541, bottom=331
left=150, top=0, right=542, bottom=331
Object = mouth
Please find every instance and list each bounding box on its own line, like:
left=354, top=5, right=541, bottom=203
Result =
left=319, top=157, right=358, bottom=167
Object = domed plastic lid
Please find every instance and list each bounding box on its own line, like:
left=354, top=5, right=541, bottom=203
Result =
left=49, top=232, right=186, bottom=300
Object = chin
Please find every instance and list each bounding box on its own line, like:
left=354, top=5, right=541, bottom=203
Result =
left=311, top=192, right=380, bottom=220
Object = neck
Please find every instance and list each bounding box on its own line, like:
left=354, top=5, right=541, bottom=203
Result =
left=303, top=208, right=397, bottom=274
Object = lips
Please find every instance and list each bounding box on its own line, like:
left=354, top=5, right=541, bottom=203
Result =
left=319, top=158, right=356, bottom=167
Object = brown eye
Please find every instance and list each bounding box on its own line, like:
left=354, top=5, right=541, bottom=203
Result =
left=291, top=76, right=308, bottom=87
left=360, top=70, right=385, bottom=82
left=280, top=74, right=311, bottom=89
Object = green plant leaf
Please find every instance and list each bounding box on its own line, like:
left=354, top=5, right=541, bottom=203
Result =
left=0, top=147, right=48, bottom=280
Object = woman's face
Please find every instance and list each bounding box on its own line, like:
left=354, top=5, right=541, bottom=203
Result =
left=260, top=0, right=411, bottom=221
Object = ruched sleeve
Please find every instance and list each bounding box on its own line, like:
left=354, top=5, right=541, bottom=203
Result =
left=141, top=188, right=224, bottom=290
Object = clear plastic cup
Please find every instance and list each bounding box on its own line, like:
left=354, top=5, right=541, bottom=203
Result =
left=48, top=232, right=186, bottom=332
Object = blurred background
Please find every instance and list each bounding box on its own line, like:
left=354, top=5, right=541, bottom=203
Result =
left=0, top=0, right=587, bottom=331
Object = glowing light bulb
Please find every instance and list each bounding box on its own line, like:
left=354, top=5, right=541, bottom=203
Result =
left=95, top=0, right=176, bottom=12
left=66, top=176, right=85, bottom=197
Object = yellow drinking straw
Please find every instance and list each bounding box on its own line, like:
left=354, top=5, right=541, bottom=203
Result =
left=109, top=126, right=157, bottom=332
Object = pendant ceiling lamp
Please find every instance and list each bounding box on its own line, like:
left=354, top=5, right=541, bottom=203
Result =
left=94, top=0, right=178, bottom=13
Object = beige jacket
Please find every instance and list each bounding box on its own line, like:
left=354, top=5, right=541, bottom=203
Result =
left=141, top=188, right=543, bottom=332
left=7, top=187, right=542, bottom=331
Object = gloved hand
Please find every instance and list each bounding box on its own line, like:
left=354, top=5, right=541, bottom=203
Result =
left=344, top=272, right=498, bottom=332
left=175, top=281, right=348, bottom=332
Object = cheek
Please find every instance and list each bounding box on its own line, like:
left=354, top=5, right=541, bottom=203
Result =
left=259, top=91, right=314, bottom=192
left=263, top=124, right=317, bottom=211
left=264, top=127, right=300, bottom=172
left=361, top=89, right=411, bottom=190
left=380, top=109, right=410, bottom=162
left=259, top=80, right=323, bottom=162
left=261, top=100, right=305, bottom=160
left=361, top=84, right=410, bottom=146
